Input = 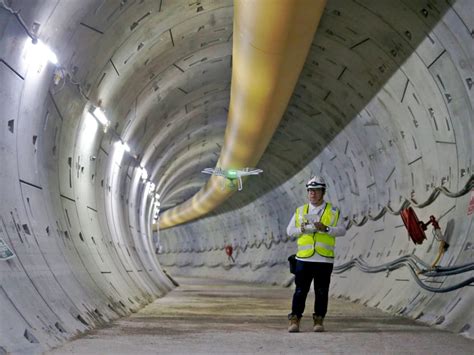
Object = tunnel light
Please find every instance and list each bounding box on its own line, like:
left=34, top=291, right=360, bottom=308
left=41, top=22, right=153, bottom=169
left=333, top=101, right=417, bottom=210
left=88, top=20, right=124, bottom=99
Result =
left=91, top=107, right=110, bottom=126
left=83, top=112, right=99, bottom=142
left=24, top=38, right=58, bottom=68
left=112, top=141, right=130, bottom=165
left=35, top=39, right=58, bottom=65
left=149, top=182, right=156, bottom=192
left=140, top=166, right=148, bottom=181
left=153, top=201, right=160, bottom=222
left=145, top=181, right=153, bottom=196
left=153, top=207, right=160, bottom=222
left=155, top=193, right=160, bottom=200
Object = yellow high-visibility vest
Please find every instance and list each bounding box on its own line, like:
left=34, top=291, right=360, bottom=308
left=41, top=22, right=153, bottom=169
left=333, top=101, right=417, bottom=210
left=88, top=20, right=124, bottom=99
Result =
left=295, top=203, right=339, bottom=258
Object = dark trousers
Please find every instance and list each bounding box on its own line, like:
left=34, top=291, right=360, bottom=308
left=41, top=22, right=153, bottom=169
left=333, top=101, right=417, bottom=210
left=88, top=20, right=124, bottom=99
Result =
left=291, top=260, right=333, bottom=318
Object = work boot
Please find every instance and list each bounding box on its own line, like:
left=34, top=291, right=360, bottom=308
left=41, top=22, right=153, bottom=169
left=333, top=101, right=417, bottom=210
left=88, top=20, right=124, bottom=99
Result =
left=288, top=315, right=300, bottom=333
left=313, top=315, right=325, bottom=332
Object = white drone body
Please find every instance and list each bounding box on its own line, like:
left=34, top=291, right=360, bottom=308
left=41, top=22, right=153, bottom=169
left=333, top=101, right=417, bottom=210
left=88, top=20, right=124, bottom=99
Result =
left=201, top=167, right=263, bottom=191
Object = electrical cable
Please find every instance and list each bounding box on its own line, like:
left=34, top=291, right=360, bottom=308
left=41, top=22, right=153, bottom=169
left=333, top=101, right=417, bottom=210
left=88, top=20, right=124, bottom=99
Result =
left=406, top=264, right=474, bottom=293
left=347, top=175, right=474, bottom=229
left=332, top=255, right=474, bottom=293
left=420, top=264, right=474, bottom=277
left=159, top=254, right=473, bottom=292
left=161, top=241, right=473, bottom=293
left=164, top=176, right=473, bottom=253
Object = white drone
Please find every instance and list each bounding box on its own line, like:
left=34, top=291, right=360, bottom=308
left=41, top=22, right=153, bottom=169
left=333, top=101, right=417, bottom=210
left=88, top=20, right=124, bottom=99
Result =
left=201, top=167, right=263, bottom=191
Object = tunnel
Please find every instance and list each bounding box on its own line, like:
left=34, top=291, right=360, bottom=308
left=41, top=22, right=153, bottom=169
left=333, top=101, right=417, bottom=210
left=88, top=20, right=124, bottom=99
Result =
left=0, top=0, right=473, bottom=353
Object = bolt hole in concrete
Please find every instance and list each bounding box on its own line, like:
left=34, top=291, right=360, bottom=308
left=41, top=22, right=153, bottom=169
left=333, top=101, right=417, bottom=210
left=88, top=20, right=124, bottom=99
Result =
left=47, top=277, right=473, bottom=354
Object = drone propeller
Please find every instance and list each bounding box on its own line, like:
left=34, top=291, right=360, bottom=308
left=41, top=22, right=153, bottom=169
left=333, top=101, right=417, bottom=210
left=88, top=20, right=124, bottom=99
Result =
left=245, top=168, right=263, bottom=175
left=201, top=168, right=215, bottom=175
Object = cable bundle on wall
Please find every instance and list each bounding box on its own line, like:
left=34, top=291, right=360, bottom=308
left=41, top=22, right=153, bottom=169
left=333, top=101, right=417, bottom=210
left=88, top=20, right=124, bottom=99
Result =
left=348, top=175, right=474, bottom=229
left=333, top=255, right=474, bottom=293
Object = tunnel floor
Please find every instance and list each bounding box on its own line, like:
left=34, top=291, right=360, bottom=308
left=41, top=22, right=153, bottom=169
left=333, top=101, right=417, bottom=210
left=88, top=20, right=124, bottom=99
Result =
left=48, top=277, right=473, bottom=354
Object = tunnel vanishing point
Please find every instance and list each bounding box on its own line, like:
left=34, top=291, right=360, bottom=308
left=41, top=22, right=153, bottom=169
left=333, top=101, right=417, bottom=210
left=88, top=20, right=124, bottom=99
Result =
left=0, top=0, right=473, bottom=353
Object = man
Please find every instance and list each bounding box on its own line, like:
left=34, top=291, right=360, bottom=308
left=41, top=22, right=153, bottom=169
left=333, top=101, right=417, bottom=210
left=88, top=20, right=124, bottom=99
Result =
left=286, top=176, right=346, bottom=332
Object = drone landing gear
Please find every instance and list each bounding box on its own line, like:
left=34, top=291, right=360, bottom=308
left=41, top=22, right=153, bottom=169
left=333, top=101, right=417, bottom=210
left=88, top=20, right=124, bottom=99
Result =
left=220, top=177, right=243, bottom=191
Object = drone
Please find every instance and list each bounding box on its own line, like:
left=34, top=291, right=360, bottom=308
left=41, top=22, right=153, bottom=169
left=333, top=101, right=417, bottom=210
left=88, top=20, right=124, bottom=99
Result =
left=201, top=167, right=263, bottom=191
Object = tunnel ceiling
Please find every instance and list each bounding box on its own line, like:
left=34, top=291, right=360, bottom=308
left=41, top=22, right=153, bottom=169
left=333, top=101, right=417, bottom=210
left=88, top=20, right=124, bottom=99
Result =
left=64, top=1, right=234, bottom=215
left=6, top=0, right=469, bottom=220
left=52, top=0, right=462, bottom=224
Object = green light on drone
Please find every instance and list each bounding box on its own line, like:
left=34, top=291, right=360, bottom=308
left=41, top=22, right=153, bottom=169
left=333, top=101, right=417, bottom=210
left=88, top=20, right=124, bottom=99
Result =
left=227, top=170, right=238, bottom=177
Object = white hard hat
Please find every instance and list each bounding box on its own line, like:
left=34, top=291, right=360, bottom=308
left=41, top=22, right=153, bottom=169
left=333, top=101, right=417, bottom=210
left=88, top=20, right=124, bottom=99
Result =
left=306, top=176, right=326, bottom=189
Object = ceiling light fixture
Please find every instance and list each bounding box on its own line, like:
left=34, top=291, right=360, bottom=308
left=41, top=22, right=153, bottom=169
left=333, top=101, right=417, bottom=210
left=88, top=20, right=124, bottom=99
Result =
left=122, top=142, right=131, bottom=152
left=91, top=106, right=110, bottom=126
left=140, top=166, right=148, bottom=181
left=25, top=38, right=58, bottom=66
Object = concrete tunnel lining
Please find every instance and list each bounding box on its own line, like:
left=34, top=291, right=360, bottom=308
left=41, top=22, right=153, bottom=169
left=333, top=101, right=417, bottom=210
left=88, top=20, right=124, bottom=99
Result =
left=0, top=0, right=473, bottom=353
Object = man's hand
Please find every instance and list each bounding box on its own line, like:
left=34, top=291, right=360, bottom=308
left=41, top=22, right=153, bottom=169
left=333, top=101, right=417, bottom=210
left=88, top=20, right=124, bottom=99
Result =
left=314, top=222, right=327, bottom=232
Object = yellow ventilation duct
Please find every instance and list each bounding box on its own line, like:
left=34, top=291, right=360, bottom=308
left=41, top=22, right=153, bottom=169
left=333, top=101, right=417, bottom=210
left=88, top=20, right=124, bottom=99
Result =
left=157, top=0, right=327, bottom=230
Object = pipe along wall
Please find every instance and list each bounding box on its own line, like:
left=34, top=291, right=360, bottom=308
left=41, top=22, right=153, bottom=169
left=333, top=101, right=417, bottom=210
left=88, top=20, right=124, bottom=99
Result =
left=0, top=0, right=473, bottom=353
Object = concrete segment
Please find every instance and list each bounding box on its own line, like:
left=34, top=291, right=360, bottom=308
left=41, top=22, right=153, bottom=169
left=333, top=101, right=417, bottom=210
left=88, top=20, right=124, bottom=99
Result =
left=48, top=278, right=474, bottom=355
left=0, top=0, right=473, bottom=352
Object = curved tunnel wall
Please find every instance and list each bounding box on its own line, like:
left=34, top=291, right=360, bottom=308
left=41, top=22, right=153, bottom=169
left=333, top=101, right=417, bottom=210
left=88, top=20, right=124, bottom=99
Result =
left=0, top=0, right=472, bottom=353
left=159, top=0, right=473, bottom=338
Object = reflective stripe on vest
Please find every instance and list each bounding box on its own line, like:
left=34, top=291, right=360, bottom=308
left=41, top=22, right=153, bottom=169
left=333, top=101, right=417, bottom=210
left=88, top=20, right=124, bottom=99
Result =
left=295, top=203, right=339, bottom=258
